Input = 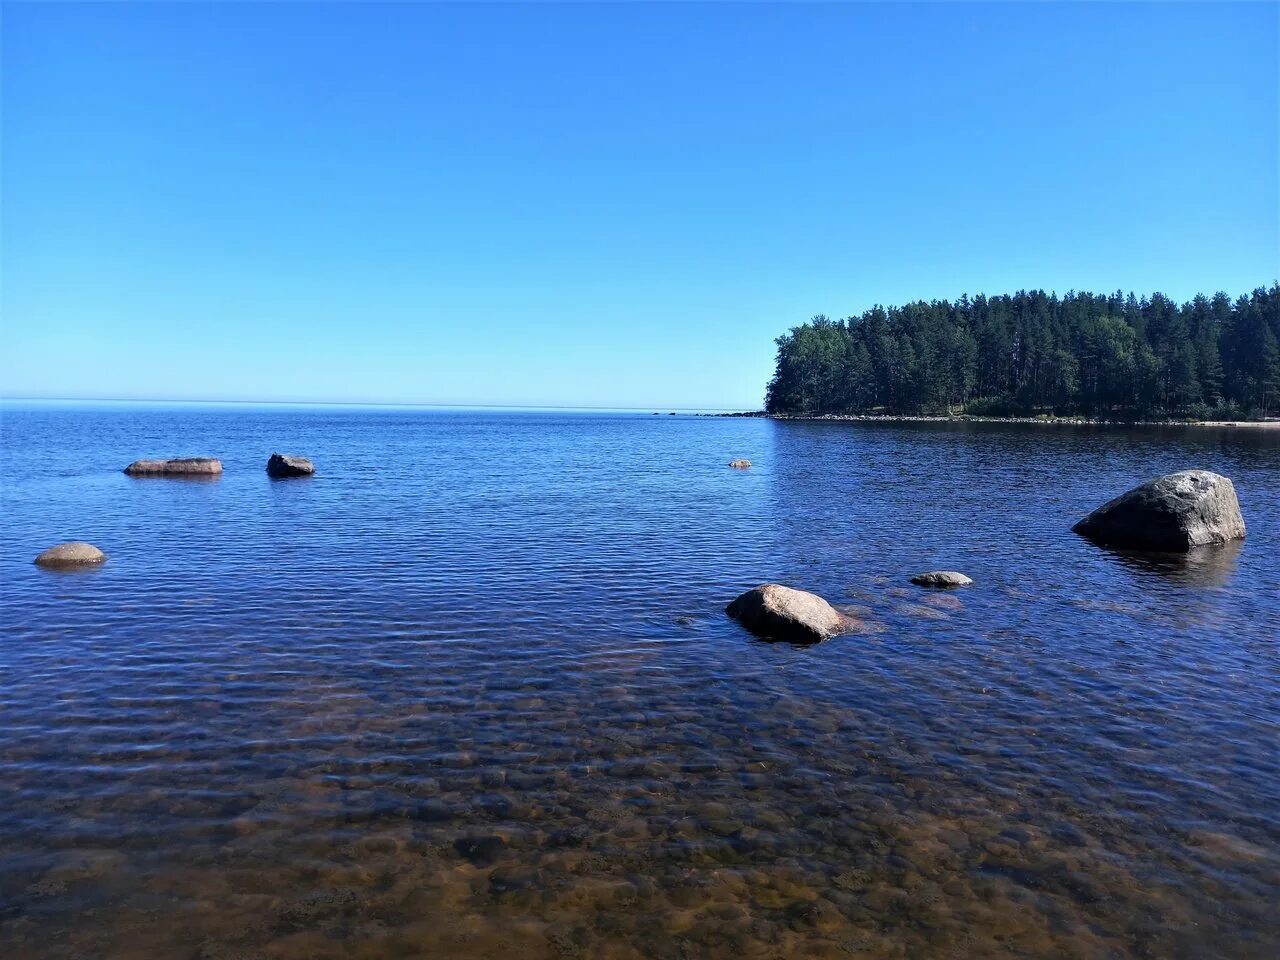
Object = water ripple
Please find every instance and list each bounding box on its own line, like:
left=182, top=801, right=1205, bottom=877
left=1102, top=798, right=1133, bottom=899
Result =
left=1, top=407, right=1278, bottom=959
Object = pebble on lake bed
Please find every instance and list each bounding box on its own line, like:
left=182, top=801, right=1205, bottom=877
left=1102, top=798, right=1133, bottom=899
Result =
left=123, top=457, right=222, bottom=476
left=726, top=583, right=850, bottom=643
left=729, top=459, right=752, bottom=469
left=266, top=453, right=315, bottom=478
left=34, top=542, right=106, bottom=568
left=910, top=571, right=973, bottom=588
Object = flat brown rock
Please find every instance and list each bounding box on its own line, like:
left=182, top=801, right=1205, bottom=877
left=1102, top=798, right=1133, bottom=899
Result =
left=124, top=457, right=222, bottom=476
left=35, top=542, right=106, bottom=568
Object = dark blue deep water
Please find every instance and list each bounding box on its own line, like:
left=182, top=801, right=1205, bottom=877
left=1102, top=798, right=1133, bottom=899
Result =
left=2, top=403, right=1278, bottom=959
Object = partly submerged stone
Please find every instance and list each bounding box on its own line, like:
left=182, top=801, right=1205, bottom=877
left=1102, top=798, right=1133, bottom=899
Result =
left=910, top=571, right=973, bottom=588
left=34, top=542, right=106, bottom=568
left=725, top=584, right=849, bottom=644
left=124, top=457, right=222, bottom=477
left=729, top=459, right=752, bottom=469
left=266, top=453, right=315, bottom=478
left=1073, top=470, right=1246, bottom=552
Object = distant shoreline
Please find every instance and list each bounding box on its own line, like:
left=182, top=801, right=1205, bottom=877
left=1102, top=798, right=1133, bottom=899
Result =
left=716, top=411, right=1280, bottom=428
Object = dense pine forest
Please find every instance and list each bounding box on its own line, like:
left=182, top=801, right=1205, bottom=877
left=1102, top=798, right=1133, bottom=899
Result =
left=765, top=285, right=1280, bottom=420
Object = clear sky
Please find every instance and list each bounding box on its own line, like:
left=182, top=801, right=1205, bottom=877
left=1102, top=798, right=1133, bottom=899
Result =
left=2, top=2, right=1277, bottom=409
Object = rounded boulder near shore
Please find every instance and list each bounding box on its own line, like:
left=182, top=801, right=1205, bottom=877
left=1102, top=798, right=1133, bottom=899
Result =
left=35, top=542, right=106, bottom=568
left=910, top=571, right=973, bottom=588
left=266, top=453, right=315, bottom=478
left=725, top=584, right=850, bottom=644
left=124, top=457, right=222, bottom=477
left=1072, top=469, right=1246, bottom=551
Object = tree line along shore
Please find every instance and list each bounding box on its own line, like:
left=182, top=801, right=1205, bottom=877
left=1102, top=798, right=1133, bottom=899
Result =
left=763, top=285, right=1280, bottom=422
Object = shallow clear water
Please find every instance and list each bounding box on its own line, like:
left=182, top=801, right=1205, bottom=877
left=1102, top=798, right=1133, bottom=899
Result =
left=2, top=403, right=1277, bottom=959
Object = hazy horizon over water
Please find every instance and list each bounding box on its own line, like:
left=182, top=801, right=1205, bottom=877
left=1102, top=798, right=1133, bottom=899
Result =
left=1, top=398, right=749, bottom=414
left=2, top=404, right=1277, bottom=959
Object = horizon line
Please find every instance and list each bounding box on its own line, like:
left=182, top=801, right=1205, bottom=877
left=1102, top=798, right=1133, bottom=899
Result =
left=0, top=395, right=760, bottom=413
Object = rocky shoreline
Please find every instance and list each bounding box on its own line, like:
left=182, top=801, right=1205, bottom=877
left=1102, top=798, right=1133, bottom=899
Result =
left=715, top=411, right=1280, bottom=428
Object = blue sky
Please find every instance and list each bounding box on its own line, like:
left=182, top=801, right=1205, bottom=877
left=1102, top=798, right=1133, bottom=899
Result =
left=3, top=2, right=1277, bottom=409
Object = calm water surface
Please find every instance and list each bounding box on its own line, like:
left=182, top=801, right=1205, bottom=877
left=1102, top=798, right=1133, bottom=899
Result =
left=1, top=403, right=1277, bottom=959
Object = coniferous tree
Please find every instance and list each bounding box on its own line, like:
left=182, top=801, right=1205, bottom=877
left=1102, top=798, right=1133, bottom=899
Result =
left=763, top=285, right=1280, bottom=420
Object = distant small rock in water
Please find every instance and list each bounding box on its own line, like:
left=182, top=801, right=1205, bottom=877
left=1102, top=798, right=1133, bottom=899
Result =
left=266, top=453, right=315, bottom=478
left=911, top=571, right=973, bottom=588
left=726, top=584, right=849, bottom=644
left=34, top=542, right=106, bottom=568
left=124, top=457, right=222, bottom=477
left=1072, top=470, right=1246, bottom=551
left=729, top=459, right=752, bottom=469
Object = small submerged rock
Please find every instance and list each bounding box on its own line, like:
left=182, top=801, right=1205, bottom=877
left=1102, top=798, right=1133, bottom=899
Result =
left=1073, top=470, right=1246, bottom=551
left=34, top=541, right=106, bottom=568
left=726, top=584, right=849, bottom=643
left=124, top=457, right=222, bottom=477
left=910, top=571, right=972, bottom=588
left=729, top=459, right=752, bottom=469
left=454, top=835, right=507, bottom=866
left=266, top=453, right=315, bottom=478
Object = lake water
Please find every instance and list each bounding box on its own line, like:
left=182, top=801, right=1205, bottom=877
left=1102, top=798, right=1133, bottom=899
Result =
left=2, top=403, right=1277, bottom=959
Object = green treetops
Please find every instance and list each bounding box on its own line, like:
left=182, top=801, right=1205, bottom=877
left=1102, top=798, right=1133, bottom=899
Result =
left=764, top=285, right=1280, bottom=420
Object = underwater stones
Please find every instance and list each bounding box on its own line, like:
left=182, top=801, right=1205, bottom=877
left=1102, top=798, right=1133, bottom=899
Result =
left=474, top=792, right=516, bottom=818
left=124, top=457, right=222, bottom=476
left=1072, top=470, right=1245, bottom=551
left=548, top=825, right=592, bottom=848
left=34, top=541, right=106, bottom=568
left=38, top=848, right=129, bottom=885
left=488, top=865, right=542, bottom=896
left=785, top=897, right=845, bottom=933
left=910, top=571, right=973, bottom=588
left=266, top=453, right=315, bottom=478
left=411, top=799, right=452, bottom=823
left=454, top=835, right=507, bottom=866
left=725, top=584, right=850, bottom=644
left=729, top=459, right=752, bottom=469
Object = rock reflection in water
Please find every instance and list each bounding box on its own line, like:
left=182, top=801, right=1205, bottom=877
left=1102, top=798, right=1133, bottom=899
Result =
left=1104, top=539, right=1244, bottom=588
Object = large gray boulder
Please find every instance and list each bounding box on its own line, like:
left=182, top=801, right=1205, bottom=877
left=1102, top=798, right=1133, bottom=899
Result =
left=1073, top=470, right=1246, bottom=551
left=266, top=453, right=315, bottom=478
left=124, top=457, right=222, bottom=477
left=726, top=584, right=849, bottom=643
left=35, top=542, right=106, bottom=568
